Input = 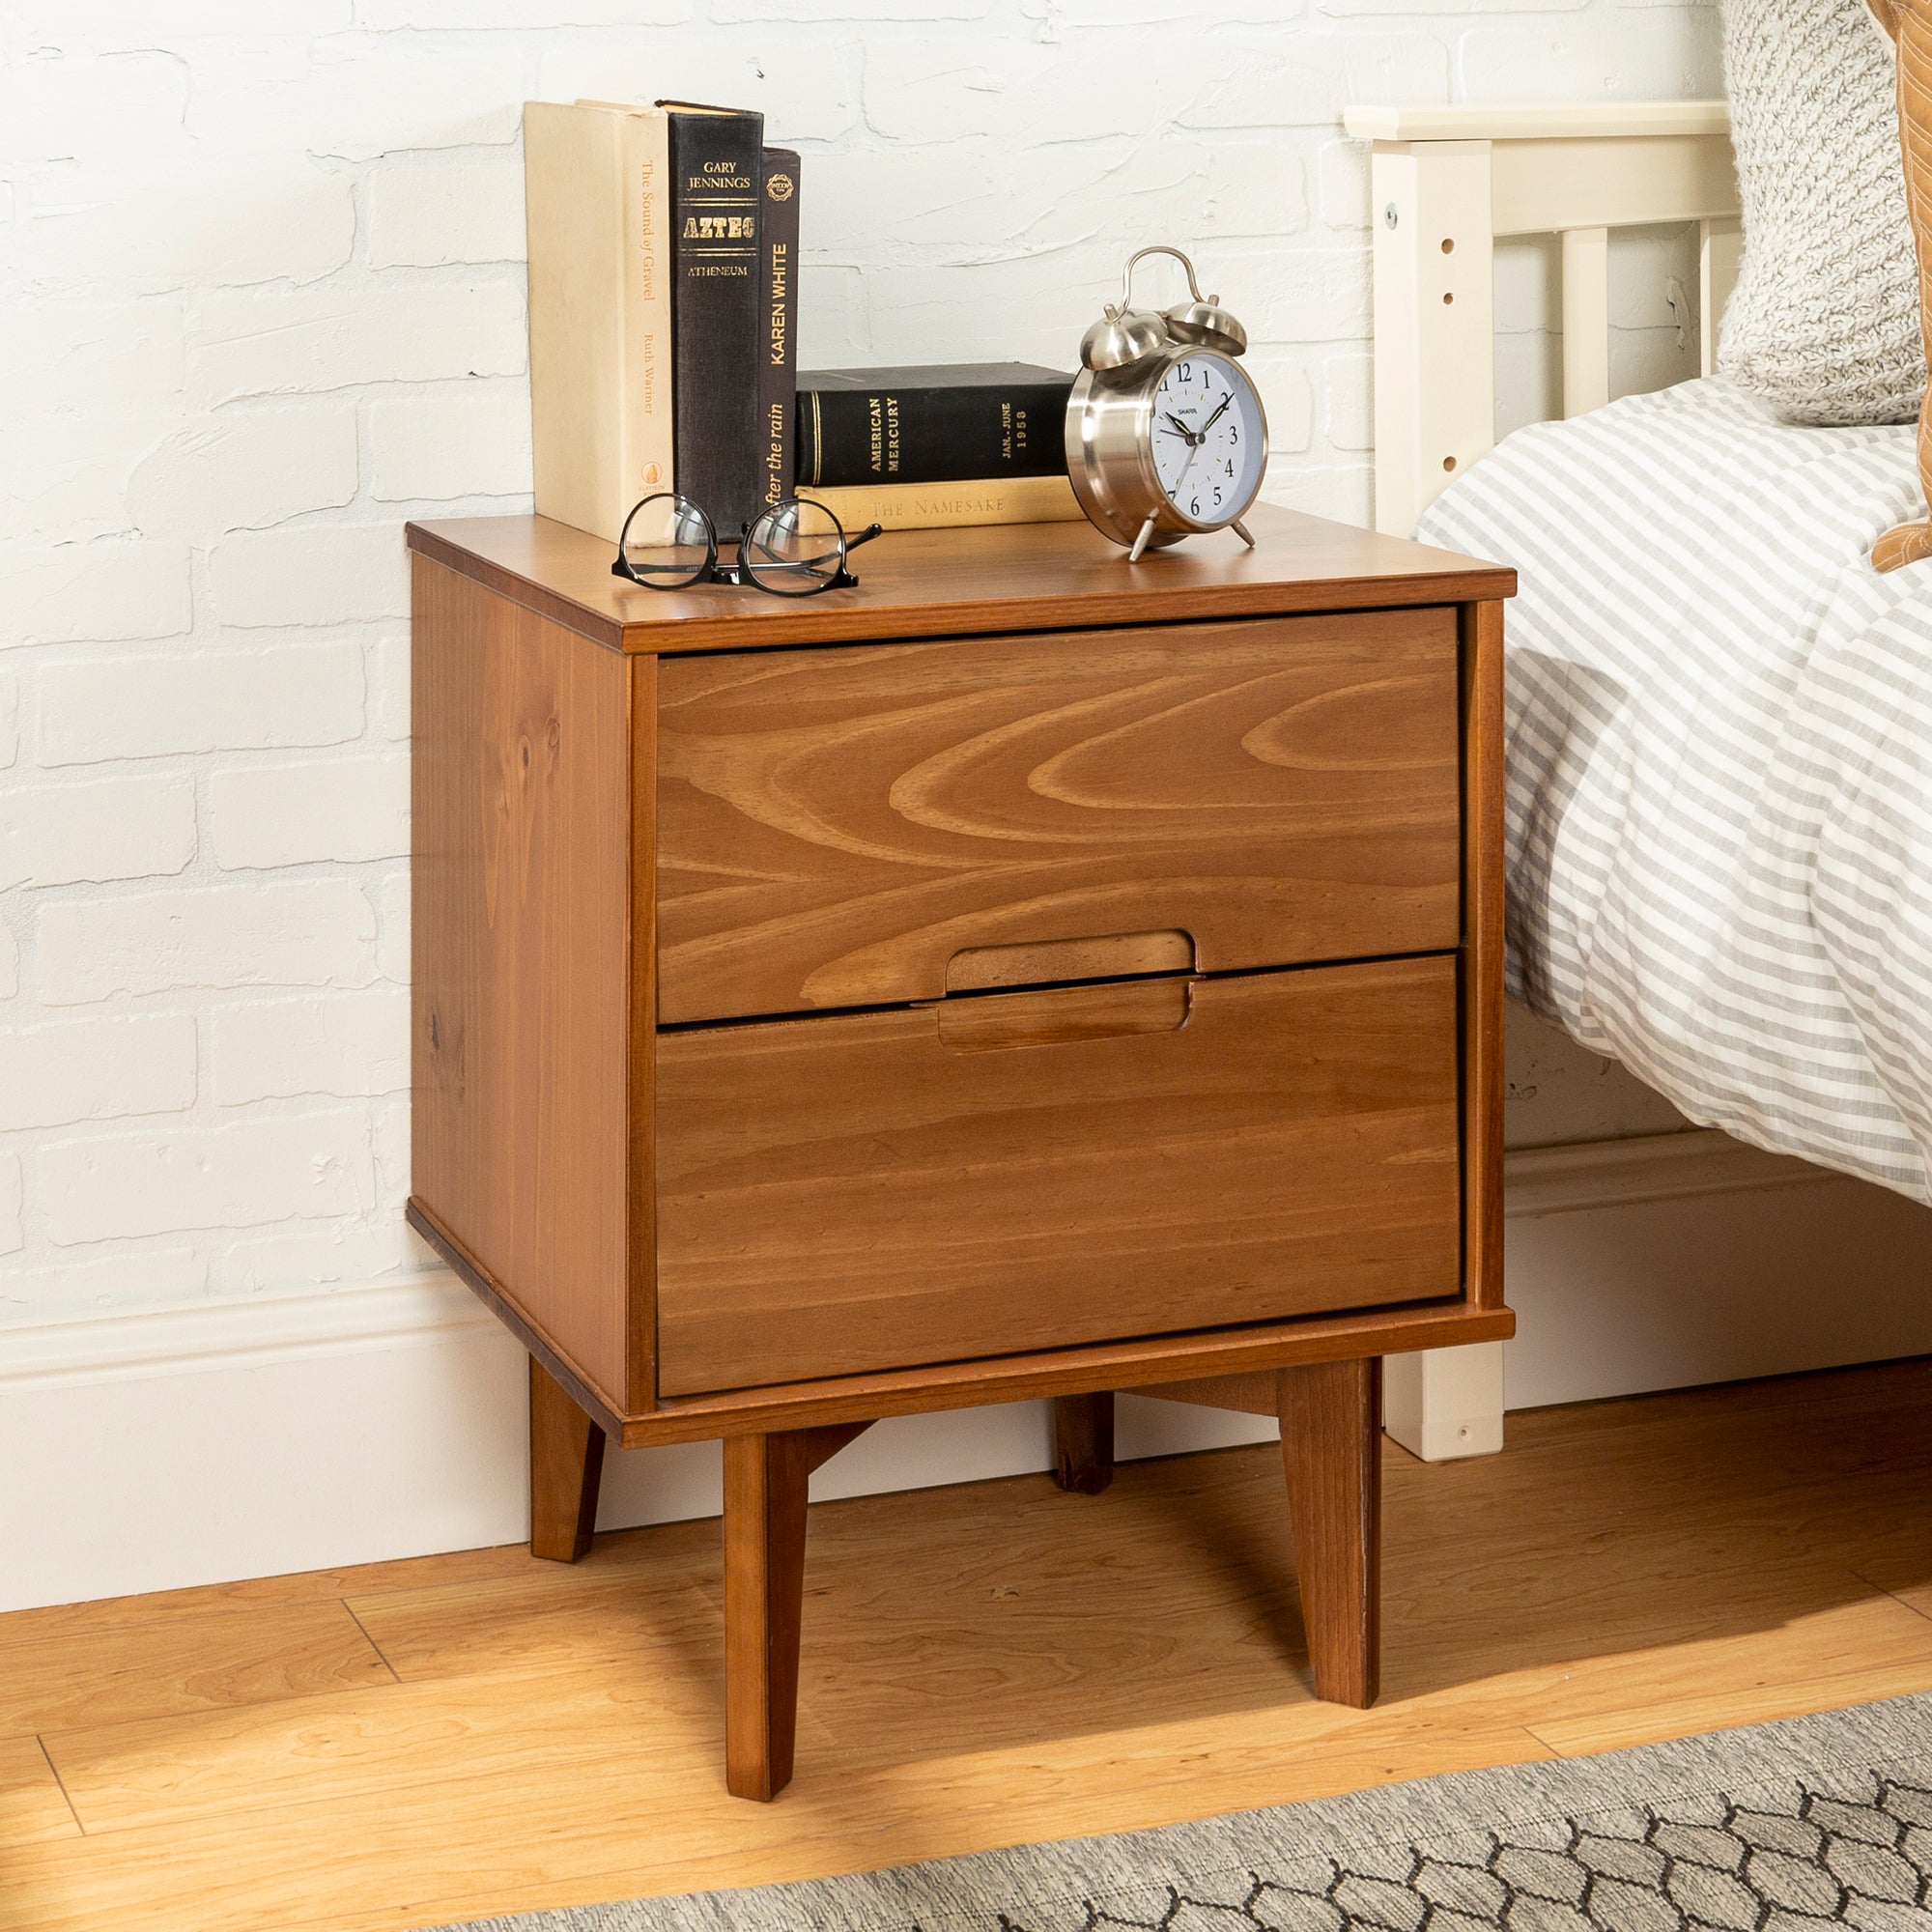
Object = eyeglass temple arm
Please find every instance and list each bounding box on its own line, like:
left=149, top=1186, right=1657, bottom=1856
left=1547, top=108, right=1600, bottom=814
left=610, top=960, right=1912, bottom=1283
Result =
left=846, top=522, right=885, bottom=552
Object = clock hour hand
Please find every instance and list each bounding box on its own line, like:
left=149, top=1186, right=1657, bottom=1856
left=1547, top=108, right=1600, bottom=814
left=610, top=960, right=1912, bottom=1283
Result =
left=1161, top=412, right=1199, bottom=444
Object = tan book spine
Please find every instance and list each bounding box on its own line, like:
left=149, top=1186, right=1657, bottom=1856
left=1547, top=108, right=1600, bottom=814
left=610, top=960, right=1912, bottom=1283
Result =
left=624, top=106, right=672, bottom=519
left=798, top=474, right=1082, bottom=532
left=526, top=101, right=619, bottom=542
left=526, top=101, right=674, bottom=545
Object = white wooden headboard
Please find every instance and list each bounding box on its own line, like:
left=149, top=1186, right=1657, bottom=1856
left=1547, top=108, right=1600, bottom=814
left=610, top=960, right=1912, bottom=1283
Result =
left=1342, top=101, right=1740, bottom=537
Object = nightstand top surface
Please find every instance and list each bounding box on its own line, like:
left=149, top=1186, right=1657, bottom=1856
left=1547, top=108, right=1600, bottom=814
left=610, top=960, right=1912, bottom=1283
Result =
left=407, top=503, right=1515, bottom=654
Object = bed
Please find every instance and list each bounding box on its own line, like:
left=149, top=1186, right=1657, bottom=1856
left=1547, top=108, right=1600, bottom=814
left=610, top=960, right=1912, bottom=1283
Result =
left=1419, top=374, right=1932, bottom=1202
left=1347, top=100, right=1932, bottom=1458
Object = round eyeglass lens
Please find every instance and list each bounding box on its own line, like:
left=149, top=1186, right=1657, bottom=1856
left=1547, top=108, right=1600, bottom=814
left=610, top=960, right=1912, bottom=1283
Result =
left=619, top=494, right=713, bottom=587
left=742, top=498, right=846, bottom=595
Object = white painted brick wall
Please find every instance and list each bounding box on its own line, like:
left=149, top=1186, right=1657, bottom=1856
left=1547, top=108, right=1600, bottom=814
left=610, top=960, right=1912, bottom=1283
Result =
left=36, top=880, right=380, bottom=1005
left=0, top=0, right=1719, bottom=1325
left=39, top=647, right=366, bottom=764
left=0, top=774, right=197, bottom=891
left=40, top=1110, right=377, bottom=1245
left=0, top=1154, right=22, bottom=1258
left=211, top=756, right=410, bottom=868
left=209, top=988, right=409, bottom=1105
left=0, top=1015, right=198, bottom=1133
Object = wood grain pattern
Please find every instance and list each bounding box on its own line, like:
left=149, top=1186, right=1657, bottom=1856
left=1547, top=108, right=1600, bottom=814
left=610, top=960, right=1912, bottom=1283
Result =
left=410, top=554, right=636, bottom=1412
left=655, top=959, right=1463, bottom=1396
left=416, top=1195, right=1513, bottom=1449
left=933, top=975, right=1187, bottom=1051
left=1461, top=600, right=1507, bottom=1308
left=654, top=612, right=1461, bottom=1024
left=945, top=931, right=1194, bottom=994
left=40, top=1656, right=726, bottom=1834
left=1279, top=1357, right=1383, bottom=1709
left=405, top=504, right=1518, bottom=656
left=723, top=1433, right=810, bottom=1803
left=529, top=1357, right=607, bottom=1564
left=724, top=1423, right=872, bottom=1802
left=1052, top=1393, right=1115, bottom=1495
left=627, top=653, right=659, bottom=1410
left=345, top=1561, right=720, bottom=1684
left=406, top=1198, right=628, bottom=1443
left=1134, top=1370, right=1282, bottom=1415
left=0, top=1601, right=390, bottom=1736
left=7, top=1362, right=1929, bottom=1932
left=636, top=1299, right=1511, bottom=1446
left=0, top=1738, right=77, bottom=1847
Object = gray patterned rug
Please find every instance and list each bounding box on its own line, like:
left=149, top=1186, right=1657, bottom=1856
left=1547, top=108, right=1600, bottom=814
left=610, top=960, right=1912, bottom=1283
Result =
left=433, top=1691, right=1932, bottom=1931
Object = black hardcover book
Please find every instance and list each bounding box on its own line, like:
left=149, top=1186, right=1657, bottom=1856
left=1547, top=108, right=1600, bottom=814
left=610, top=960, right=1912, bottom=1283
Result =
left=757, top=147, right=801, bottom=518
left=659, top=101, right=765, bottom=536
left=795, top=363, right=1074, bottom=489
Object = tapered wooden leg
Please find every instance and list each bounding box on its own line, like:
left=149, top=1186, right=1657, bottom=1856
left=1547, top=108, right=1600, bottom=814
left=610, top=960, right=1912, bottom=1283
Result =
left=1277, top=1356, right=1382, bottom=1708
left=1052, top=1391, right=1115, bottom=1494
left=723, top=1421, right=870, bottom=1801
left=528, top=1356, right=606, bottom=1563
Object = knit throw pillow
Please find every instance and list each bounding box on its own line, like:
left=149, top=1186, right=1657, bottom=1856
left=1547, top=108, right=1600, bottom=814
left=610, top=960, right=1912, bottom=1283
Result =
left=1719, top=0, right=1925, bottom=427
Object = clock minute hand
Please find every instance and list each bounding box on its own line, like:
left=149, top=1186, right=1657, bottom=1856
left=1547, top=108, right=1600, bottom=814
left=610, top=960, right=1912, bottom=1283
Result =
left=1197, top=392, right=1236, bottom=436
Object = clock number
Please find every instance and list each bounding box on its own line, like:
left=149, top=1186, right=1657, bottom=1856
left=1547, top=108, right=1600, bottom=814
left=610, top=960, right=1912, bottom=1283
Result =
left=1229, top=423, right=1237, bottom=444
left=1179, top=360, right=1192, bottom=384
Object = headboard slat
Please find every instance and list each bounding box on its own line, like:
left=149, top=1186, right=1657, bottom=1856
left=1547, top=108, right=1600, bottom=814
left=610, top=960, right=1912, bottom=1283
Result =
left=1347, top=101, right=1738, bottom=534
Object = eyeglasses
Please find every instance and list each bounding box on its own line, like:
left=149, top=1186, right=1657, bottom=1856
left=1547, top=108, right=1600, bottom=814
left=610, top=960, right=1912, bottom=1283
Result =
left=611, top=493, right=884, bottom=597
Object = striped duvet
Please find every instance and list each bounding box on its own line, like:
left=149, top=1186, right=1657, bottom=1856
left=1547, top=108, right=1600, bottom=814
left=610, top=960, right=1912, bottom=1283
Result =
left=1415, top=375, right=1932, bottom=1202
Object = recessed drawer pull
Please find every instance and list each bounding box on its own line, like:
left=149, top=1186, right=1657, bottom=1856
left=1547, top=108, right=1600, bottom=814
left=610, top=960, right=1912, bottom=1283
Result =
left=944, top=929, right=1196, bottom=995
left=935, top=976, right=1191, bottom=1051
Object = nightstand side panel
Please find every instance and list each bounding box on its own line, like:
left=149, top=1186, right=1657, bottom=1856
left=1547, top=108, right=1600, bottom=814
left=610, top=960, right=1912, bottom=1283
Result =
left=411, top=555, right=634, bottom=1410
left=1462, top=599, right=1507, bottom=1308
left=628, top=652, right=659, bottom=1414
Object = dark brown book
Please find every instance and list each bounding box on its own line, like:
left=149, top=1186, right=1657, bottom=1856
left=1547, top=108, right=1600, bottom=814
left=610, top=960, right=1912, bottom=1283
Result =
left=659, top=100, right=765, bottom=537
left=758, top=148, right=801, bottom=519
left=795, top=364, right=1073, bottom=489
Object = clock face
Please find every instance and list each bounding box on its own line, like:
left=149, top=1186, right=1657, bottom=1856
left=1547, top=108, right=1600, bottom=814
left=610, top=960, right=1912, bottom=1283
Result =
left=1149, top=351, right=1265, bottom=527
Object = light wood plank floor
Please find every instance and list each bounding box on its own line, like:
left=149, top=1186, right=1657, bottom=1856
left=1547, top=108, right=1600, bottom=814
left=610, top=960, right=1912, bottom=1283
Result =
left=3, top=1360, right=1930, bottom=1932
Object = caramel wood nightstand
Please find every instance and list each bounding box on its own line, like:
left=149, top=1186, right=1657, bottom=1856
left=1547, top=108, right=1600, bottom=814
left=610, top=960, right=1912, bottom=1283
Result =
left=404, top=504, right=1515, bottom=1802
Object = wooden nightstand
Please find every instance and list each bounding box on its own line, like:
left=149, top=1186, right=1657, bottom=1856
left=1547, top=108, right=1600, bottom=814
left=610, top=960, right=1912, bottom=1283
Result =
left=404, top=504, right=1515, bottom=1801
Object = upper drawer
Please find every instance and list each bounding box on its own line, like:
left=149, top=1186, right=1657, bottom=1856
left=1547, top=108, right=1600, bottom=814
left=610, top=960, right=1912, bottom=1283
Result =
left=654, top=611, right=1461, bottom=1025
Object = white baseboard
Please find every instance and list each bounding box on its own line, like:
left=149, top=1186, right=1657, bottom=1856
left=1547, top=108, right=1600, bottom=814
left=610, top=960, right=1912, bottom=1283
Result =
left=0, top=1279, right=1276, bottom=1616
left=1501, top=1128, right=1932, bottom=1407
left=6, top=1127, right=1930, bottom=1614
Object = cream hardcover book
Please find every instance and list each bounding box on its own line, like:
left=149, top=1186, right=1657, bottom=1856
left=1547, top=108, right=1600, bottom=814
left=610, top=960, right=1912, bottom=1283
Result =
left=525, top=99, right=671, bottom=544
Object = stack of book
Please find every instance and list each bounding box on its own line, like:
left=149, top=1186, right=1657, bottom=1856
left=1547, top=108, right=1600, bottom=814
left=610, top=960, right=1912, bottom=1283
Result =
left=524, top=99, right=1080, bottom=542
left=795, top=364, right=1080, bottom=531
left=526, top=98, right=797, bottom=546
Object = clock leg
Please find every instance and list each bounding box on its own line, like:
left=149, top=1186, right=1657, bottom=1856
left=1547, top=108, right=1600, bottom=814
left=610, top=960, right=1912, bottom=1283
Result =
left=1231, top=517, right=1257, bottom=549
left=1277, top=1357, right=1382, bottom=1708
left=1127, top=510, right=1160, bottom=562
left=528, top=1356, right=606, bottom=1563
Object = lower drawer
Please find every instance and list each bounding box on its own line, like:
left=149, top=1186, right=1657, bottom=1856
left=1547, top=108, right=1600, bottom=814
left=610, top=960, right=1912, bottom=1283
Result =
left=653, top=955, right=1462, bottom=1396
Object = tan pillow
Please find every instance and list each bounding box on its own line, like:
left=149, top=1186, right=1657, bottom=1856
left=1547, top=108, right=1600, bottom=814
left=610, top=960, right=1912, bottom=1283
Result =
left=1869, top=0, right=1932, bottom=569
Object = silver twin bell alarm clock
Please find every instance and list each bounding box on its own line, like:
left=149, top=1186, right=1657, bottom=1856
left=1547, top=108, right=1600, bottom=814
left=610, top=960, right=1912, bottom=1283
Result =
left=1065, top=245, right=1268, bottom=562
